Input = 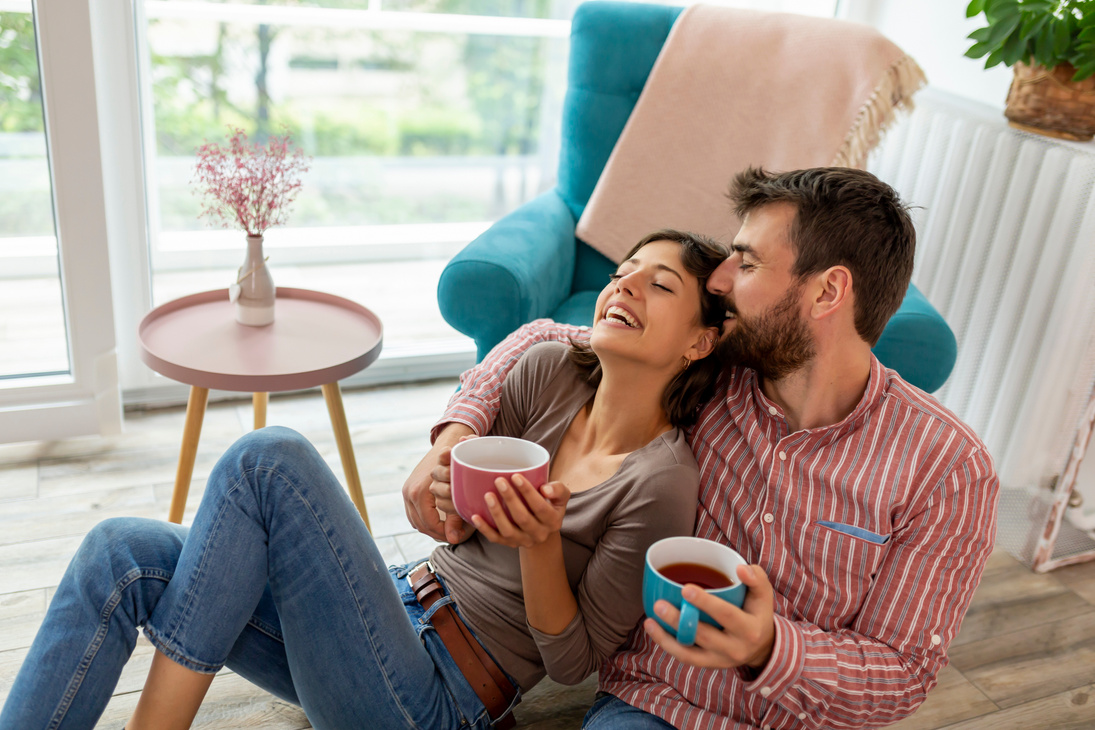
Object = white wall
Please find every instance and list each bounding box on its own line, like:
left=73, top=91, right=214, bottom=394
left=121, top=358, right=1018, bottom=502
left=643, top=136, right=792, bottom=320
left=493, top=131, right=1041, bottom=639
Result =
left=851, top=0, right=1012, bottom=109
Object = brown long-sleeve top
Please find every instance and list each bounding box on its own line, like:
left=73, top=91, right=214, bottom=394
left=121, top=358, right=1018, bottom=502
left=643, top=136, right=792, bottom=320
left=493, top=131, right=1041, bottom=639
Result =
left=430, top=341, right=700, bottom=691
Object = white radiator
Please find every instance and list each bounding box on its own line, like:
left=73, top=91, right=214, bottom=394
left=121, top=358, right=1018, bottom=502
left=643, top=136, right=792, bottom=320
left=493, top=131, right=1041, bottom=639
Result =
left=867, top=88, right=1095, bottom=547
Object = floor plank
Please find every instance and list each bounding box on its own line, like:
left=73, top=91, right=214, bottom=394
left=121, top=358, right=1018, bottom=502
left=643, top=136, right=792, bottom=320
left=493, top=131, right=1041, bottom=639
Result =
left=949, top=608, right=1095, bottom=709
left=888, top=665, right=998, bottom=729
left=950, top=553, right=1093, bottom=647
left=1055, top=557, right=1095, bottom=607
left=96, top=672, right=312, bottom=729
left=940, top=684, right=1095, bottom=730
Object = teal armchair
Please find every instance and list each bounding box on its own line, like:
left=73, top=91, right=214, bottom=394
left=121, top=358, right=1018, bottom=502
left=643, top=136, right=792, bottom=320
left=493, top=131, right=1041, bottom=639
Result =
left=437, top=0, right=957, bottom=392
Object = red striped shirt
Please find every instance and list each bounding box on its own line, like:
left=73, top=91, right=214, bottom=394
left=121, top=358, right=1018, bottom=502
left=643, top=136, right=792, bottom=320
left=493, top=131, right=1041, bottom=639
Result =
left=436, top=320, right=999, bottom=730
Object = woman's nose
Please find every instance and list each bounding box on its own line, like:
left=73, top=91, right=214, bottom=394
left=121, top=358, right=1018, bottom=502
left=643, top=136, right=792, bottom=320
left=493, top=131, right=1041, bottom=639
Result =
left=615, top=272, right=639, bottom=296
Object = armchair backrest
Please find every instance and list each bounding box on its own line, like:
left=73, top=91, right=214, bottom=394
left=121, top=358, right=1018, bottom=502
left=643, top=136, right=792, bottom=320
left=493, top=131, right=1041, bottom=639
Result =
left=557, top=2, right=683, bottom=293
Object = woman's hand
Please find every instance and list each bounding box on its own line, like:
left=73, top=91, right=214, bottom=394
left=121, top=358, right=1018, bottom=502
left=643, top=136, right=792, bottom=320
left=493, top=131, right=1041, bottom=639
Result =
left=471, top=476, right=570, bottom=549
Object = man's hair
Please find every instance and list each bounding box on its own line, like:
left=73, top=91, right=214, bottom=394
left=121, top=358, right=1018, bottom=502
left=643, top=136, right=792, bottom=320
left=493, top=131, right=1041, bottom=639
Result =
left=728, top=166, right=915, bottom=345
left=568, top=229, right=727, bottom=427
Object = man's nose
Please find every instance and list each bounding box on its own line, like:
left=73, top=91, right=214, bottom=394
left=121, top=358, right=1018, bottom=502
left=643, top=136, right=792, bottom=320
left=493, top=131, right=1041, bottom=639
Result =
left=707, top=259, right=734, bottom=295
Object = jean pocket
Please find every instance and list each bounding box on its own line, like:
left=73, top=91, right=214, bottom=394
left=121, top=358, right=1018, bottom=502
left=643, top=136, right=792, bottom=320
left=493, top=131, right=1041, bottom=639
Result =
left=815, top=520, right=890, bottom=544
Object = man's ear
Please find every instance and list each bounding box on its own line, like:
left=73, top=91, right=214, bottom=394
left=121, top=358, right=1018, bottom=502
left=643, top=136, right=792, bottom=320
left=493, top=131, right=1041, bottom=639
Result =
left=689, top=326, right=720, bottom=361
left=810, top=266, right=851, bottom=321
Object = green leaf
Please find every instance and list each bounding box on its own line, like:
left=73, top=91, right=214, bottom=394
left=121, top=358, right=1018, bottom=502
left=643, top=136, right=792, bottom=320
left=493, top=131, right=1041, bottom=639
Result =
left=986, top=12, right=1023, bottom=48
left=985, top=0, right=1020, bottom=21
left=1072, top=62, right=1095, bottom=81
left=1003, top=28, right=1027, bottom=65
left=1035, top=23, right=1056, bottom=66
left=966, top=0, right=985, bottom=18
left=1020, top=13, right=1050, bottom=43
left=984, top=47, right=1007, bottom=68
left=1054, top=17, right=1073, bottom=57
left=967, top=26, right=993, bottom=43
left=965, top=42, right=994, bottom=59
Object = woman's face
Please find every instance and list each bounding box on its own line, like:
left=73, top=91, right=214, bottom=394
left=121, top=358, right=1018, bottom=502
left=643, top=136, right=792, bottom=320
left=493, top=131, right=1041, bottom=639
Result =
left=591, top=240, right=718, bottom=371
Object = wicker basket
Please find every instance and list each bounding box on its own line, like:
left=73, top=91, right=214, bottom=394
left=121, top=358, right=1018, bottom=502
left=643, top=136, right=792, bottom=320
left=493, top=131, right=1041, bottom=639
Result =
left=1005, top=62, right=1095, bottom=141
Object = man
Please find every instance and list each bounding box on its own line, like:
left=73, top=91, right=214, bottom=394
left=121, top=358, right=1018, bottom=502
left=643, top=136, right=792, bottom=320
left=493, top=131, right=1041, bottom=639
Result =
left=403, top=167, right=999, bottom=729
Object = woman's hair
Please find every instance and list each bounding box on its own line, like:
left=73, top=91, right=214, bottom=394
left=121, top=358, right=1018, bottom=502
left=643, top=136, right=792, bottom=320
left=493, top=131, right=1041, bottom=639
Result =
left=567, top=229, right=728, bottom=427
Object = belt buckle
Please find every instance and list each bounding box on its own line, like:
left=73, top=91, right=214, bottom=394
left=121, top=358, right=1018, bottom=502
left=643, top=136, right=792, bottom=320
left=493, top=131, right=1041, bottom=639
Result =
left=409, top=559, right=438, bottom=596
left=410, top=558, right=435, bottom=577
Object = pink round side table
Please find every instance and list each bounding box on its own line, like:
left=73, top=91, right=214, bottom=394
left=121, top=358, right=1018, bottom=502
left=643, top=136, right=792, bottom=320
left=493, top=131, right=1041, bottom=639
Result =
left=138, top=287, right=383, bottom=529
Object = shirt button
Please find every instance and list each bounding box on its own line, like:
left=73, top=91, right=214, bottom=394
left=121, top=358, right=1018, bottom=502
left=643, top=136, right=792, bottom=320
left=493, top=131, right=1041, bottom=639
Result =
left=799, top=713, right=807, bottom=720
left=763, top=513, right=775, bottom=523
left=760, top=686, right=772, bottom=697
left=768, top=405, right=778, bottom=415
left=778, top=451, right=787, bottom=461
left=931, top=634, right=942, bottom=646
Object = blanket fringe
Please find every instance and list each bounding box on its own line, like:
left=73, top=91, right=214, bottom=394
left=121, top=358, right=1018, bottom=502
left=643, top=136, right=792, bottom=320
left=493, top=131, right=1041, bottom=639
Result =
left=832, top=55, right=927, bottom=169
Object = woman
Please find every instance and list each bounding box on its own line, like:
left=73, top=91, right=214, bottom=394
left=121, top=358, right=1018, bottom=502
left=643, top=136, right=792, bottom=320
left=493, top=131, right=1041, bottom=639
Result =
left=0, top=230, right=727, bottom=730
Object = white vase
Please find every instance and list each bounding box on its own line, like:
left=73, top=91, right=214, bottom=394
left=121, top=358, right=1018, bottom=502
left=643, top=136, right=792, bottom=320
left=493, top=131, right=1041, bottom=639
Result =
left=232, top=234, right=276, bottom=326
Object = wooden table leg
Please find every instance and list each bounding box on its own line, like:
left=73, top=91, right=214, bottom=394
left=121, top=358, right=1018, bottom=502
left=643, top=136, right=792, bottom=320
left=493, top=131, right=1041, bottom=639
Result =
left=322, top=381, right=370, bottom=531
left=168, top=386, right=209, bottom=524
left=253, top=392, right=268, bottom=430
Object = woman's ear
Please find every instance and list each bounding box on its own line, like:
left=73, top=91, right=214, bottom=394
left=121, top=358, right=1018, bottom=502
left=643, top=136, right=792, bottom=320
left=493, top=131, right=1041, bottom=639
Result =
left=689, top=326, right=719, bottom=361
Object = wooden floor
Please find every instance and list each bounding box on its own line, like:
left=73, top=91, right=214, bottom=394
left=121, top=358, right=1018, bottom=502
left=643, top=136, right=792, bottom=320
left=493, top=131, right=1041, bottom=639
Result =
left=0, top=382, right=1093, bottom=729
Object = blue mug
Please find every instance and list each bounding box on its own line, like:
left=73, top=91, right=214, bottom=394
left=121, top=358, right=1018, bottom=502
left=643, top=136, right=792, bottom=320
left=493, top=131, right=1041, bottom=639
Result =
left=643, top=536, right=747, bottom=646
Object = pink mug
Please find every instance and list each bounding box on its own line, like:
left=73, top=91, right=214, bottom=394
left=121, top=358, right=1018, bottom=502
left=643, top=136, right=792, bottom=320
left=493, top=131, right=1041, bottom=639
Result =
left=450, top=436, right=550, bottom=529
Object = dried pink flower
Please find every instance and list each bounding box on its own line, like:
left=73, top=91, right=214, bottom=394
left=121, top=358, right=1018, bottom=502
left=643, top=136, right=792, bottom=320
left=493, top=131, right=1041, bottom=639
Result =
left=191, top=127, right=310, bottom=237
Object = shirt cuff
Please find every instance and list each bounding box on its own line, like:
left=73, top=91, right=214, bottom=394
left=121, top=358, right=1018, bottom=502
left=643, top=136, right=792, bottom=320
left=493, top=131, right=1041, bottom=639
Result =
left=430, top=412, right=486, bottom=444
left=743, top=613, right=805, bottom=702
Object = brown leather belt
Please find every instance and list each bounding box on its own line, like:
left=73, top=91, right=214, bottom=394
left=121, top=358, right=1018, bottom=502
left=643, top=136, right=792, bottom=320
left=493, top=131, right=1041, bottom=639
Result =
left=409, top=561, right=518, bottom=730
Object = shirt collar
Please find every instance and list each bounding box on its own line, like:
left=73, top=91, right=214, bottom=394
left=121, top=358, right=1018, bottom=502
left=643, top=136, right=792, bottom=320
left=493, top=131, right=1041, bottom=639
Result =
left=742, top=354, right=887, bottom=435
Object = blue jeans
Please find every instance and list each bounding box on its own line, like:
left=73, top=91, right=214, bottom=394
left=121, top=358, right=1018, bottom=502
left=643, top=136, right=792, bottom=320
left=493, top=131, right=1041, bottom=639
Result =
left=582, top=693, right=675, bottom=729
left=0, top=427, right=519, bottom=730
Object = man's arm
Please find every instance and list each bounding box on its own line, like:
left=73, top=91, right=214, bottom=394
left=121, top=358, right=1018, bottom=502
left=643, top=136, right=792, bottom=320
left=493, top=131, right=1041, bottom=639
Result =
left=648, top=447, right=1000, bottom=729
left=402, top=319, right=588, bottom=542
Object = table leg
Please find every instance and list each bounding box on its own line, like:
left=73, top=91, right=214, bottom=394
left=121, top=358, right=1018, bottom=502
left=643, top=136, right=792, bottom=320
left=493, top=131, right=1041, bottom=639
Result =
left=322, top=381, right=370, bottom=531
left=168, top=386, right=209, bottom=524
left=253, top=392, right=268, bottom=430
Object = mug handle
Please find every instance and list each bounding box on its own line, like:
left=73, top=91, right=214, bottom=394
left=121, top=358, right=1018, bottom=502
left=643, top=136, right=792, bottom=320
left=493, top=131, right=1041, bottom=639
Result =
left=676, top=599, right=700, bottom=647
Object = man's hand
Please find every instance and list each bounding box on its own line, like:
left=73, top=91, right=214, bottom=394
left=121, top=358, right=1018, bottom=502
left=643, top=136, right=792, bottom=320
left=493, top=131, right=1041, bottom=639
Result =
left=644, top=564, right=776, bottom=670
left=402, top=423, right=475, bottom=543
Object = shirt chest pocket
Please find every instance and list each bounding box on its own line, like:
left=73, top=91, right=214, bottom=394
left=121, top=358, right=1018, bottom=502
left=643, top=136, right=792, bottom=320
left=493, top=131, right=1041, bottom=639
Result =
left=795, top=522, right=891, bottom=619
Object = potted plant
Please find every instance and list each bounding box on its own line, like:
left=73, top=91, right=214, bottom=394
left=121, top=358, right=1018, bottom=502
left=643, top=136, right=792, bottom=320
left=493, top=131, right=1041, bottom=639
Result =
left=965, top=0, right=1095, bottom=140
left=192, top=127, right=309, bottom=326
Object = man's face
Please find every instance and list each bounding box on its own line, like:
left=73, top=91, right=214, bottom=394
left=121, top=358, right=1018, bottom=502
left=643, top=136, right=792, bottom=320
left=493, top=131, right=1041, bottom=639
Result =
left=707, top=202, right=815, bottom=380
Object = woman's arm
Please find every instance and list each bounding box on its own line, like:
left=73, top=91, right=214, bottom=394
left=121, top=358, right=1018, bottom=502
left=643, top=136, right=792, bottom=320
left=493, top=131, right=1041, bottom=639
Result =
left=478, top=462, right=700, bottom=685
left=472, top=475, right=577, bottom=635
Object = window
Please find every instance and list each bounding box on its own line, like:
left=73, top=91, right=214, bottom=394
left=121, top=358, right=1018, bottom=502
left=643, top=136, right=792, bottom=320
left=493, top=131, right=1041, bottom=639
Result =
left=140, top=1, right=572, bottom=362
left=0, top=9, right=69, bottom=380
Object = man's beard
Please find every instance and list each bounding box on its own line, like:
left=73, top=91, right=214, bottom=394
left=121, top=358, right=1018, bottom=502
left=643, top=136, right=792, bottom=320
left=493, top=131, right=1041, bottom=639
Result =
left=718, top=285, right=815, bottom=381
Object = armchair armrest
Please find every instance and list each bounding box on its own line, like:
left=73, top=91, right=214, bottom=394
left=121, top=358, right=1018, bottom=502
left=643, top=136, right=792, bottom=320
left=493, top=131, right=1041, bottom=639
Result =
left=438, top=190, right=577, bottom=359
left=872, top=283, right=957, bottom=393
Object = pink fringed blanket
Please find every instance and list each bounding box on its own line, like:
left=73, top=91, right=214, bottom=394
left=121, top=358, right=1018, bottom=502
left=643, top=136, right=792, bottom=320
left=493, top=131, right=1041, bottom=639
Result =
left=576, top=5, right=926, bottom=262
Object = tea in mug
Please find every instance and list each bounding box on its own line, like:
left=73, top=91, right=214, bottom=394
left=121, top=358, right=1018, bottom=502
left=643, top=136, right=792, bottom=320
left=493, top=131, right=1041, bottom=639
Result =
left=657, top=562, right=734, bottom=590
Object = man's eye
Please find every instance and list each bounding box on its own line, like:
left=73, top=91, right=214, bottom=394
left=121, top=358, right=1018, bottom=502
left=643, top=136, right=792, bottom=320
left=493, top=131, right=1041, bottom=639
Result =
left=739, top=262, right=754, bottom=271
